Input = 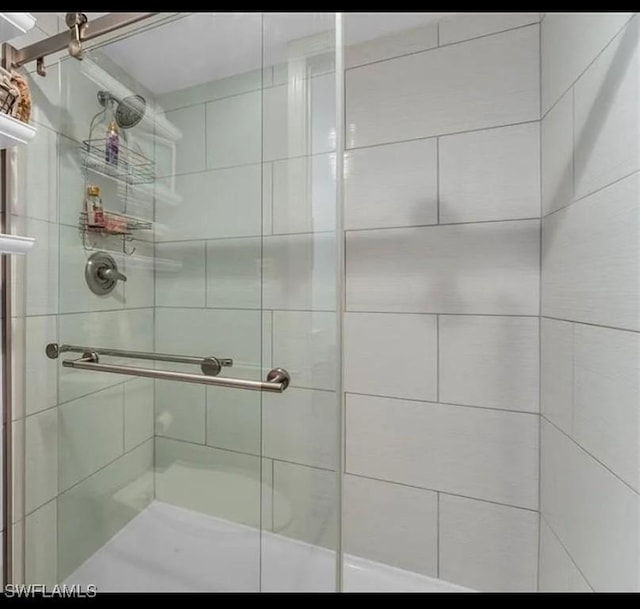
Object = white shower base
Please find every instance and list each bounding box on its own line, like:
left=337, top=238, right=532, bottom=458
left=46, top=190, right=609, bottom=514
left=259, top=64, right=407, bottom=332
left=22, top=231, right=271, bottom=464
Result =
left=65, top=501, right=471, bottom=593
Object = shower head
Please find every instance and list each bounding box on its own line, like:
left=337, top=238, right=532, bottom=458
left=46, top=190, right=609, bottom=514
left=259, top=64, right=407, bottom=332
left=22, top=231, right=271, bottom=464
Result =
left=97, top=90, right=146, bottom=129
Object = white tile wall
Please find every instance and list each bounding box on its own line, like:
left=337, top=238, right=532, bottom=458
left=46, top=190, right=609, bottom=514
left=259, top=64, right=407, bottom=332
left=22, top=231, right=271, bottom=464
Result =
left=263, top=232, right=336, bottom=311
left=346, top=394, right=539, bottom=509
left=346, top=25, right=539, bottom=149
left=344, top=138, right=437, bottom=230
left=541, top=89, right=573, bottom=215
left=157, top=164, right=262, bottom=241
left=24, top=316, right=57, bottom=416
left=346, top=220, right=540, bottom=315
left=59, top=384, right=124, bottom=491
left=123, top=379, right=154, bottom=451
left=272, top=460, right=337, bottom=549
left=25, top=500, right=57, bottom=588
left=206, top=91, right=261, bottom=169
left=542, top=173, right=640, bottom=331
left=573, top=324, right=640, bottom=492
left=154, top=380, right=205, bottom=444
left=273, top=311, right=336, bottom=391
left=344, top=474, right=437, bottom=575
left=345, top=22, right=438, bottom=69
left=439, top=315, right=539, bottom=412
left=439, top=12, right=541, bottom=46
left=206, top=387, right=261, bottom=455
left=540, top=318, right=574, bottom=434
left=439, top=494, right=539, bottom=592
left=25, top=409, right=58, bottom=514
left=272, top=153, right=336, bottom=234
left=344, top=312, right=437, bottom=401
left=574, top=16, right=639, bottom=200
left=541, top=420, right=640, bottom=591
left=539, top=519, right=592, bottom=592
left=263, top=387, right=337, bottom=470
left=206, top=237, right=261, bottom=309
left=159, top=104, right=206, bottom=176
left=439, top=123, right=540, bottom=223
left=541, top=12, right=632, bottom=113
left=156, top=241, right=206, bottom=307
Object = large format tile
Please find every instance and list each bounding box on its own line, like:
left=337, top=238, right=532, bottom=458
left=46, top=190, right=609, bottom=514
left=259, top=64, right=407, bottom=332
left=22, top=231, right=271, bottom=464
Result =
left=264, top=232, right=336, bottom=311
left=155, top=438, right=261, bottom=526
left=23, top=316, right=57, bottom=416
left=346, top=220, right=540, bottom=315
left=206, top=387, right=261, bottom=455
left=439, top=12, right=540, bottom=45
left=59, top=384, right=124, bottom=491
left=439, top=315, right=539, bottom=412
left=155, top=308, right=264, bottom=381
left=25, top=408, right=58, bottom=514
left=272, top=153, right=336, bottom=234
left=574, top=16, right=640, bottom=199
left=344, top=138, right=437, bottom=230
left=155, top=380, right=205, bottom=444
left=156, top=241, right=206, bottom=307
left=541, top=89, right=573, bottom=215
left=439, top=494, right=539, bottom=592
left=344, top=474, right=437, bottom=576
left=123, top=379, right=154, bottom=451
left=539, top=518, right=592, bottom=592
left=273, top=311, right=336, bottom=391
left=272, top=461, right=337, bottom=549
left=206, top=237, right=261, bottom=309
left=346, top=25, right=539, bottom=148
left=58, top=309, right=153, bottom=403
left=206, top=90, right=261, bottom=169
left=439, top=123, right=540, bottom=223
left=157, top=164, right=262, bottom=241
left=573, top=324, right=640, bottom=492
left=541, top=420, right=640, bottom=591
left=345, top=312, right=436, bottom=401
left=158, top=104, right=206, bottom=177
left=263, top=387, right=337, bottom=470
left=58, top=440, right=153, bottom=580
left=25, top=500, right=57, bottom=588
left=346, top=394, right=539, bottom=509
left=541, top=12, right=632, bottom=113
left=540, top=318, right=574, bottom=434
left=345, top=21, right=437, bottom=69
left=542, top=173, right=640, bottom=331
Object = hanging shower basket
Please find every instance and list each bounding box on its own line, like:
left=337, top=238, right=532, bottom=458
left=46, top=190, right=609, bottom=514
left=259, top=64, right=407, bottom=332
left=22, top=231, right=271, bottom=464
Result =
left=81, top=138, right=155, bottom=185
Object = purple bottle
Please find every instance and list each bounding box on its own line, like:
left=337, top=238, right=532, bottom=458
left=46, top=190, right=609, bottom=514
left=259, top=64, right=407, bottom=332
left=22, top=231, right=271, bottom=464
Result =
left=105, top=119, right=119, bottom=165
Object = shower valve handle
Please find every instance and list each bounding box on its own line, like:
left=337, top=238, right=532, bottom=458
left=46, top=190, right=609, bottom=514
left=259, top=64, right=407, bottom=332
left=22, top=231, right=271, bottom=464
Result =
left=98, top=267, right=127, bottom=283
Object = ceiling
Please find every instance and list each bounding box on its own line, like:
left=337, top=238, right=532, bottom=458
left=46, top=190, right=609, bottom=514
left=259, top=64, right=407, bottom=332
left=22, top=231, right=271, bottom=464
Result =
left=80, top=12, right=455, bottom=95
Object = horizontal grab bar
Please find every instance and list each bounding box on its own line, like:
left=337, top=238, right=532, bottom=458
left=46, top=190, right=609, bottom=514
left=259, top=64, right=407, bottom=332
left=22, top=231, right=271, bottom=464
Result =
left=46, top=343, right=233, bottom=376
left=45, top=344, right=290, bottom=393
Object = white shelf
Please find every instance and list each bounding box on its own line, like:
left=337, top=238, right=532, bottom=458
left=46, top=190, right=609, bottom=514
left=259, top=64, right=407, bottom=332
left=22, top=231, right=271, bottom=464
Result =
left=0, top=233, right=35, bottom=255
left=0, top=112, right=37, bottom=150
left=0, top=12, right=36, bottom=41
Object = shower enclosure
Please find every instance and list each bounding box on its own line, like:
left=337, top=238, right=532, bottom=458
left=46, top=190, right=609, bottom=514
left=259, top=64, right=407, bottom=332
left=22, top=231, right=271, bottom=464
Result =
left=1, top=11, right=639, bottom=593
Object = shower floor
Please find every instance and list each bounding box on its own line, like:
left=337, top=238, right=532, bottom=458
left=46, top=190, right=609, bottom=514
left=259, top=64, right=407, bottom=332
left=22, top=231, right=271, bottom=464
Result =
left=65, top=501, right=471, bottom=593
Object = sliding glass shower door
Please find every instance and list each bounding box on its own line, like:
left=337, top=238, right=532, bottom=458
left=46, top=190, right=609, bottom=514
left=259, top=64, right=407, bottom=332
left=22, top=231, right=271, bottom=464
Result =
left=12, top=12, right=340, bottom=591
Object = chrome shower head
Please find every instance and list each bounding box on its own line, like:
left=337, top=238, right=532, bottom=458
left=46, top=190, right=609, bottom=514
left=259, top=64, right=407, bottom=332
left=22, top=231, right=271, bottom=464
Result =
left=97, top=90, right=146, bottom=129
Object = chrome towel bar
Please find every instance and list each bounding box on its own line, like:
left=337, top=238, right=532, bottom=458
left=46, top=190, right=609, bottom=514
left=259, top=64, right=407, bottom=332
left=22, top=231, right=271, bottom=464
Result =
left=45, top=343, right=290, bottom=393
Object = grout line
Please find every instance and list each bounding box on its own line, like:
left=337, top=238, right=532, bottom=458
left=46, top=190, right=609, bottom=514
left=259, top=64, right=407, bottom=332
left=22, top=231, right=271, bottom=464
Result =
left=346, top=119, right=540, bottom=153
left=346, top=216, right=541, bottom=233
left=540, top=12, right=636, bottom=120
left=542, top=169, right=640, bottom=220
left=435, top=136, right=440, bottom=224
left=347, top=311, right=540, bottom=318
left=346, top=391, right=539, bottom=417
left=540, top=314, right=640, bottom=335
left=345, top=22, right=540, bottom=73
left=435, top=315, right=440, bottom=403
left=537, top=22, right=543, bottom=590
left=436, top=492, right=440, bottom=578
left=541, top=415, right=640, bottom=496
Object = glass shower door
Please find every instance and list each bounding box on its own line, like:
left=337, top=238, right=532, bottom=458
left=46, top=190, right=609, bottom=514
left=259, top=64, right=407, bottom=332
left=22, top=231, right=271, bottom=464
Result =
left=14, top=11, right=340, bottom=592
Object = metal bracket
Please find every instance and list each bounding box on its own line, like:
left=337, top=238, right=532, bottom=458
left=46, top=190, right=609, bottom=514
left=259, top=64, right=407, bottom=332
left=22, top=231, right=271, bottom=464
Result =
left=66, top=12, right=88, bottom=60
